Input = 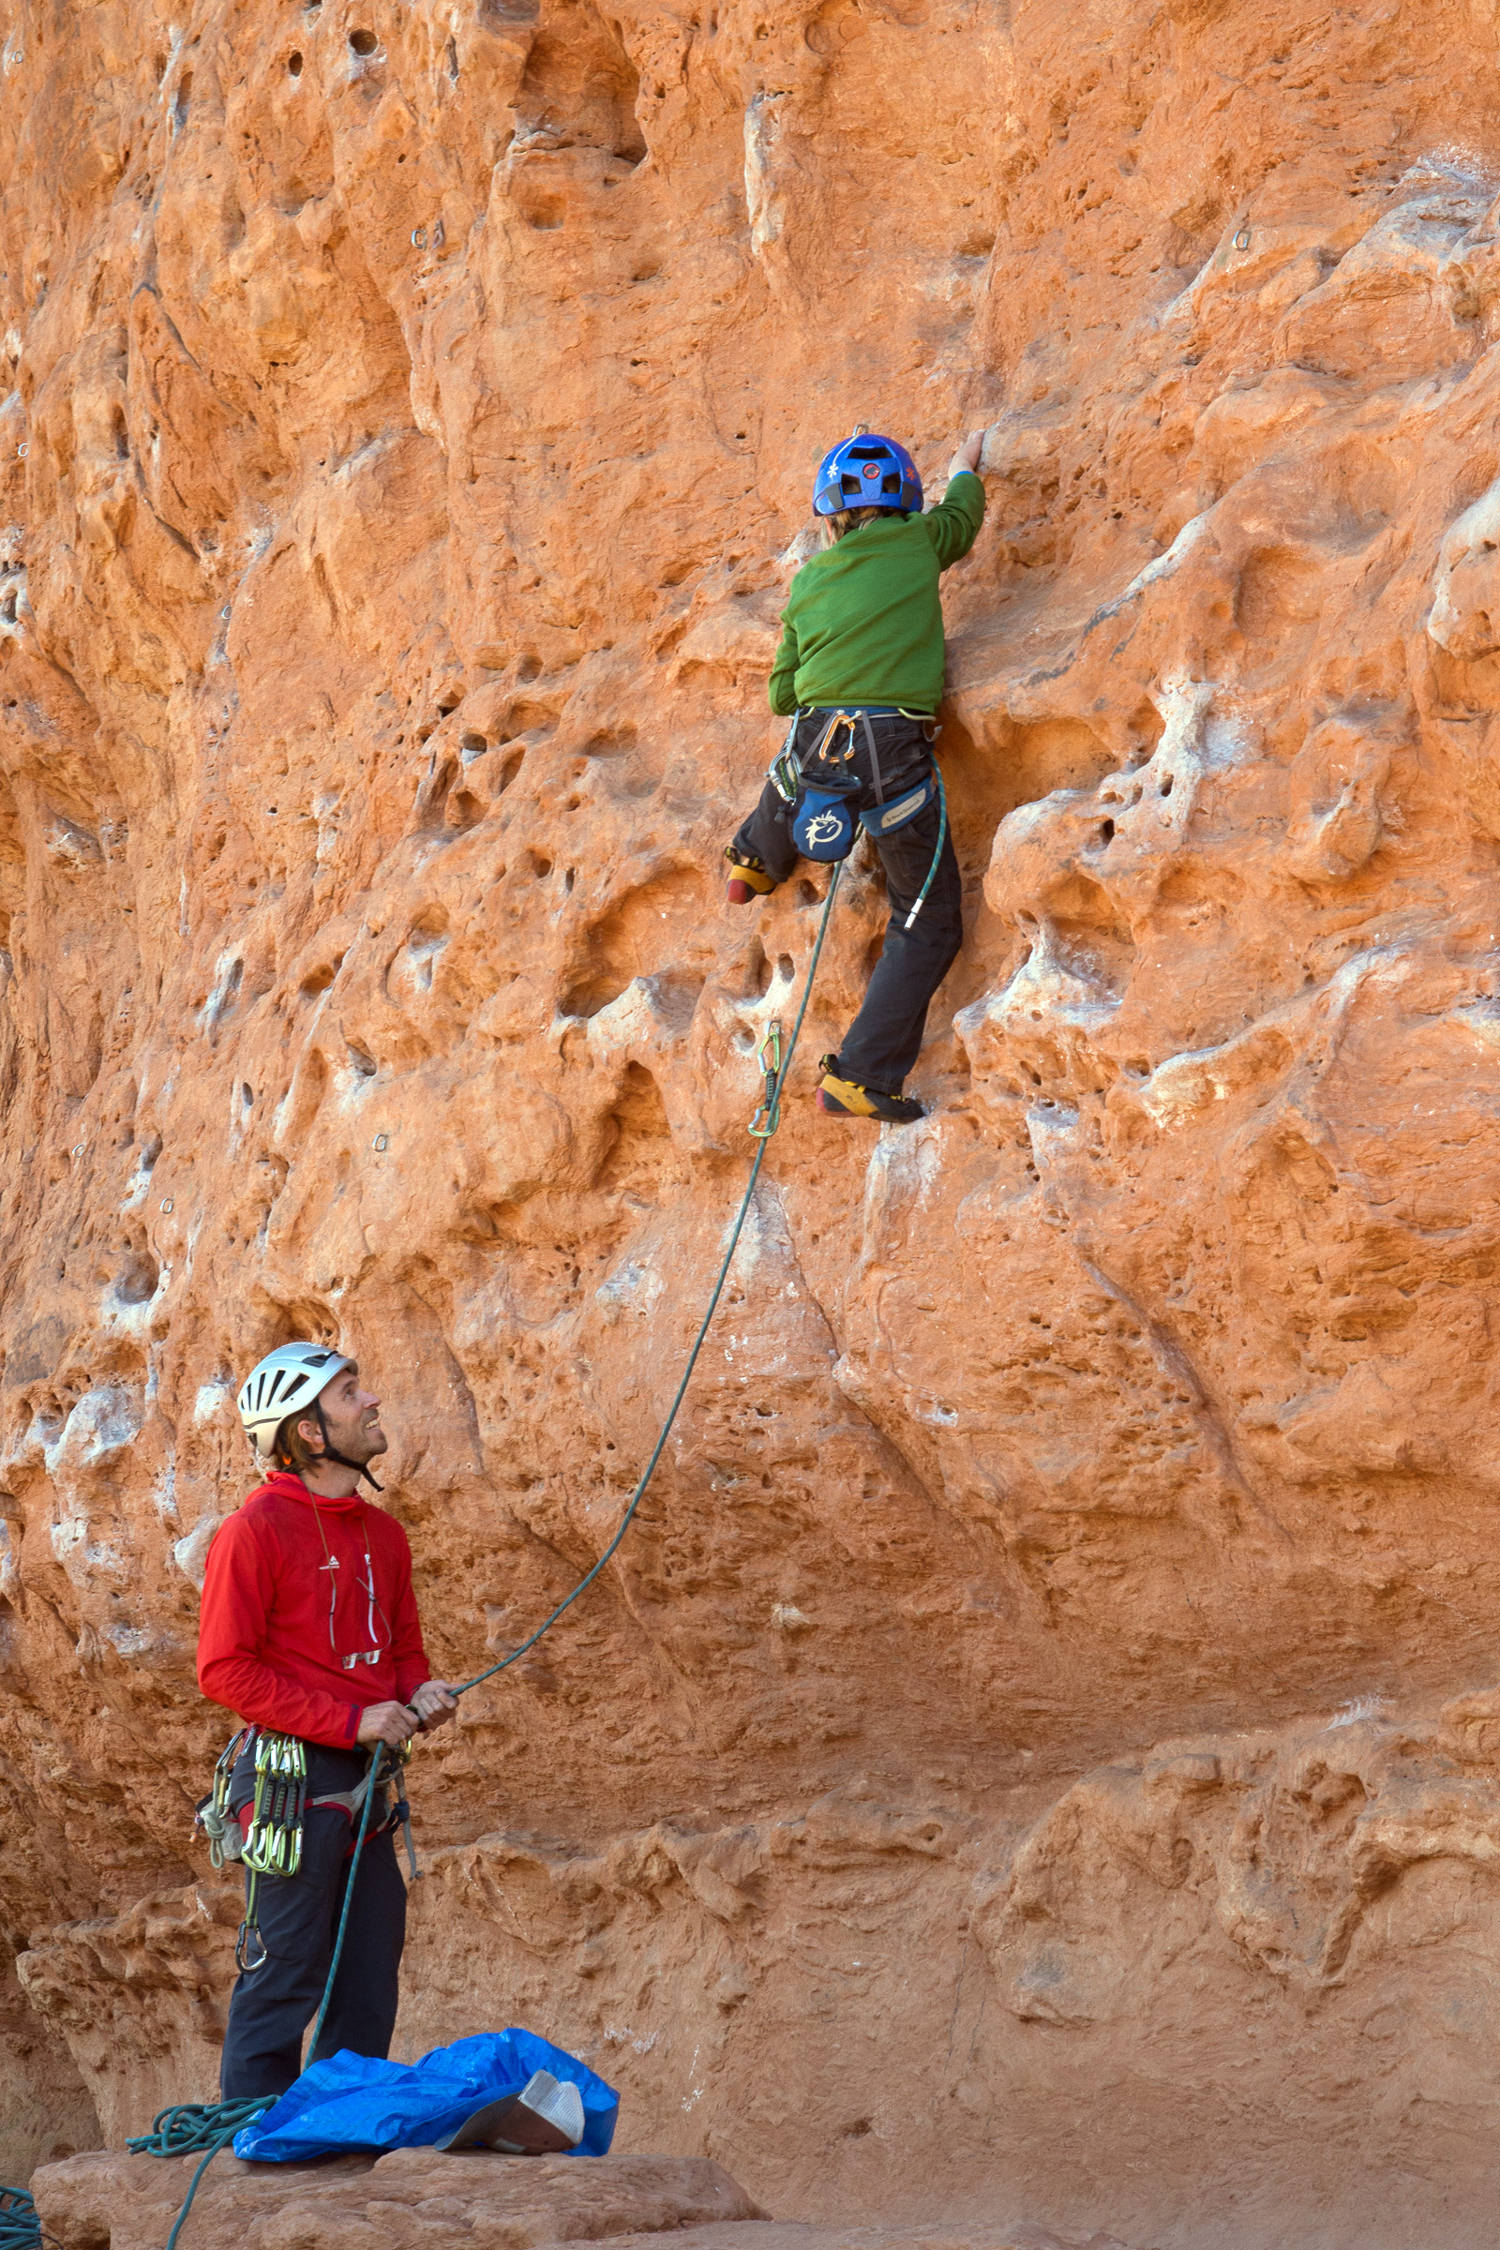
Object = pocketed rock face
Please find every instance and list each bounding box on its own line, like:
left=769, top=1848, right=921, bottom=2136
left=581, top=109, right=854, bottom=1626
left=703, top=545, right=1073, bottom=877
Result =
left=9, top=0, right=1500, bottom=2240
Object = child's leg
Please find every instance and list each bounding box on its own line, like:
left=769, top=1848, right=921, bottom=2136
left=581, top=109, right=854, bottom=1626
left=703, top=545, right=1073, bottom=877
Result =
left=726, top=777, right=801, bottom=895
left=831, top=806, right=962, bottom=1092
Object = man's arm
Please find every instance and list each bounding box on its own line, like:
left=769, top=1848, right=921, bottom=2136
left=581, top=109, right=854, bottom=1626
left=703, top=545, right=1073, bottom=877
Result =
left=198, top=1514, right=364, bottom=1748
left=924, top=428, right=988, bottom=570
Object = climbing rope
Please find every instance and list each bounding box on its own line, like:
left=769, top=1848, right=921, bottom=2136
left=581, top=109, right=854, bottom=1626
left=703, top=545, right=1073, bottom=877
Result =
left=121, top=2099, right=271, bottom=2250
left=123, top=863, right=846, bottom=2250
left=453, top=859, right=844, bottom=1701
left=0, top=2186, right=58, bottom=2250
left=126, top=2099, right=272, bottom=2161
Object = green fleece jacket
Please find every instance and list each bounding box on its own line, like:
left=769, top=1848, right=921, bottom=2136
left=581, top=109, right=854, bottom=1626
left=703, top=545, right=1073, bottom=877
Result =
left=768, top=470, right=986, bottom=716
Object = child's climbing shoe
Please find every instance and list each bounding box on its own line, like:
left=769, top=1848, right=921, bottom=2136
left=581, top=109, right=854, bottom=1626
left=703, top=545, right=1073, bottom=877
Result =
left=816, top=1056, right=925, bottom=1124
left=725, top=845, right=777, bottom=905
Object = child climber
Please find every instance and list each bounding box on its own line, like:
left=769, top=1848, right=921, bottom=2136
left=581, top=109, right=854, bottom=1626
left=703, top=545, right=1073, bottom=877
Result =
left=725, top=426, right=987, bottom=1123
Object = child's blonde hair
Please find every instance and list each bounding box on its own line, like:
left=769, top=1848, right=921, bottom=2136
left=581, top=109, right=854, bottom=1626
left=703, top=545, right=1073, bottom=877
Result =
left=822, top=504, right=906, bottom=545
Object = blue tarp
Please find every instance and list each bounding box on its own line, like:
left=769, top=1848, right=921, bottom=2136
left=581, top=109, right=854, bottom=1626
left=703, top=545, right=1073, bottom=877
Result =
left=233, top=2029, right=619, bottom=2161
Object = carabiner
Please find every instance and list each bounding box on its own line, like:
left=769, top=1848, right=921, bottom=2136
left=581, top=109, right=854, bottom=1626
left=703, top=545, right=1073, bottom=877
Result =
left=235, top=1920, right=268, bottom=1974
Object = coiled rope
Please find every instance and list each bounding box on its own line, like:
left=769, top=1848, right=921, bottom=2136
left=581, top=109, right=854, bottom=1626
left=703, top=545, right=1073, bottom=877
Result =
left=22, top=865, right=846, bottom=2250
left=117, top=2100, right=273, bottom=2250
left=0, top=2186, right=58, bottom=2250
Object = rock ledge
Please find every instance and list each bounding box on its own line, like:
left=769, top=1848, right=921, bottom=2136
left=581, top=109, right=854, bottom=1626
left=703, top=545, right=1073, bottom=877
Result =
left=33, top=2147, right=764, bottom=2250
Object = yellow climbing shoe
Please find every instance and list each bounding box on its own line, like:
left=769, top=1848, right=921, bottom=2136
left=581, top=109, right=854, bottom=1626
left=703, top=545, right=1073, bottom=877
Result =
left=816, top=1056, right=925, bottom=1124
left=725, top=845, right=777, bottom=904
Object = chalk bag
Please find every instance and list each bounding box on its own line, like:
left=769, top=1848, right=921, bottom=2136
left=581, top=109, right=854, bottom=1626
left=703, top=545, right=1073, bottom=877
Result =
left=791, top=782, right=859, bottom=862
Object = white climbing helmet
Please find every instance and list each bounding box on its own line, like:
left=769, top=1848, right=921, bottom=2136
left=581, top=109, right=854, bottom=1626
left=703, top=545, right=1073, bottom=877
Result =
left=237, top=1342, right=352, bottom=1454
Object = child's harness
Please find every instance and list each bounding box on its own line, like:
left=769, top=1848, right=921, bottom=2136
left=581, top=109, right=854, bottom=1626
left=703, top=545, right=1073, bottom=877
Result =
left=771, top=707, right=948, bottom=930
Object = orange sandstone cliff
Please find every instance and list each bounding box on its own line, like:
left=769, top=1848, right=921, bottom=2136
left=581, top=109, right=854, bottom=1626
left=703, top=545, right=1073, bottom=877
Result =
left=6, top=0, right=1500, bottom=2242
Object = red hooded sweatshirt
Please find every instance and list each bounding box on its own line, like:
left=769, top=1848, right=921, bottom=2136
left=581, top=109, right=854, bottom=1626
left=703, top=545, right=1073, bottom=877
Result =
left=198, top=1471, right=432, bottom=1749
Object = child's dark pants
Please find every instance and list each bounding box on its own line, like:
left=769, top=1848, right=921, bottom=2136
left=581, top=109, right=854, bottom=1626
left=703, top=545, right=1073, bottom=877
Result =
left=730, top=711, right=963, bottom=1094
left=220, top=1742, right=407, bottom=2100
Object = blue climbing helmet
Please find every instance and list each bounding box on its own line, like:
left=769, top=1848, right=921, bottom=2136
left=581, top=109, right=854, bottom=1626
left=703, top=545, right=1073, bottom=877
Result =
left=812, top=432, right=922, bottom=518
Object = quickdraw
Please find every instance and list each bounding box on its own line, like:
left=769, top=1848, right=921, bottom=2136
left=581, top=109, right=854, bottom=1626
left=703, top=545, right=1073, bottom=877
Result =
left=748, top=1020, right=784, bottom=1139
left=244, top=1732, right=307, bottom=1876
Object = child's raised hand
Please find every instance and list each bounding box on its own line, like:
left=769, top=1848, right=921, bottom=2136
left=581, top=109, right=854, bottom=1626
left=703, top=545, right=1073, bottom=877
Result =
left=948, top=428, right=987, bottom=477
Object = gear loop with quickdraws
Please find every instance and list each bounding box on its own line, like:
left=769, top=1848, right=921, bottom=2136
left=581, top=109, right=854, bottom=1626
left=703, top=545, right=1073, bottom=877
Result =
left=201, top=1730, right=309, bottom=1975
left=243, top=1732, right=308, bottom=1877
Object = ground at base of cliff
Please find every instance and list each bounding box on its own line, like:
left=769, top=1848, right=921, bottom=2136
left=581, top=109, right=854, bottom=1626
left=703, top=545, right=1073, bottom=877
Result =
left=30, top=2147, right=1132, bottom=2250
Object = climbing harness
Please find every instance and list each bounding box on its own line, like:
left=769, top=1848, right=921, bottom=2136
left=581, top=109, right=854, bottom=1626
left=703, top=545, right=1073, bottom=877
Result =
left=133, top=865, right=849, bottom=2250
left=307, top=1740, right=419, bottom=1880
left=773, top=709, right=947, bottom=924
left=201, top=1726, right=419, bottom=1973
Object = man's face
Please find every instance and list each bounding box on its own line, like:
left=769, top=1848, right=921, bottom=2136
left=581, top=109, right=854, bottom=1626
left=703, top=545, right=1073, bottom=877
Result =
left=300, top=1363, right=387, bottom=1464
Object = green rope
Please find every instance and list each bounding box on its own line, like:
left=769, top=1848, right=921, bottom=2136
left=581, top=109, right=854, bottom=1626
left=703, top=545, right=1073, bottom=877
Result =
left=123, top=2102, right=270, bottom=2250
left=126, top=2098, right=272, bottom=2159
left=136, top=863, right=843, bottom=2250
left=901, top=766, right=946, bottom=930
left=306, top=1740, right=385, bottom=2062
left=452, top=858, right=844, bottom=1700
left=0, top=2185, right=56, bottom=2250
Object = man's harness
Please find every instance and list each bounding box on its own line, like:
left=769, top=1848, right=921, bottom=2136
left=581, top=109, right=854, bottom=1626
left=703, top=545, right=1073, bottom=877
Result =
left=197, top=1725, right=419, bottom=1973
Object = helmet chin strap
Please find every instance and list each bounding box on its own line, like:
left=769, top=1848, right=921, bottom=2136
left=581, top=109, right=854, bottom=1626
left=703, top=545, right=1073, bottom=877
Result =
left=312, top=1399, right=384, bottom=1492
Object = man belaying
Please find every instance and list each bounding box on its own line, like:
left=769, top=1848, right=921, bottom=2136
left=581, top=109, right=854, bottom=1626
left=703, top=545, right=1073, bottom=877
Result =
left=197, top=1342, right=458, bottom=2100
left=724, top=426, right=988, bottom=1122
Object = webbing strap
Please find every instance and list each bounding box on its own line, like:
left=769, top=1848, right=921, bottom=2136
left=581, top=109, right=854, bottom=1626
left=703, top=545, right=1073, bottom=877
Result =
left=859, top=711, right=885, bottom=805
